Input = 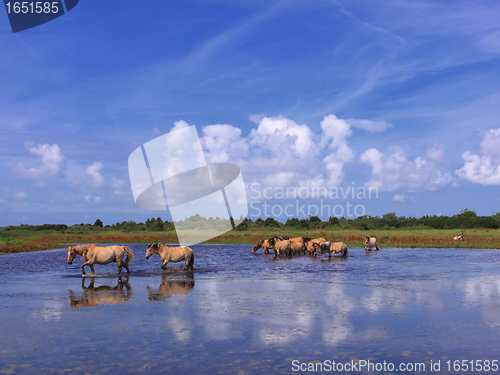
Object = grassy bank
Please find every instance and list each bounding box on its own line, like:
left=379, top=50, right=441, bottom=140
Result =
left=1, top=227, right=499, bottom=254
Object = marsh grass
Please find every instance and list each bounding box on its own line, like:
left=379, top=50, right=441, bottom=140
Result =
left=1, top=227, right=499, bottom=254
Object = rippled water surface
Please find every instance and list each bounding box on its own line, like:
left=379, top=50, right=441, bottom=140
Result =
left=1, top=245, right=500, bottom=374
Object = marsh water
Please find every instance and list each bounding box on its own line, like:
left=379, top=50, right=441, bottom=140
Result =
left=1, top=245, right=500, bottom=374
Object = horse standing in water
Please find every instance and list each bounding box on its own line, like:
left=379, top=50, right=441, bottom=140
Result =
left=67, top=244, right=134, bottom=276
left=145, top=243, right=195, bottom=270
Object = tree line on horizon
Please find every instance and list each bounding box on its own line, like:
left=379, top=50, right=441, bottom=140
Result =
left=2, top=209, right=500, bottom=232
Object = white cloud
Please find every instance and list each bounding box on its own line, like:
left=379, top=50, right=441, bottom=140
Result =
left=13, top=143, right=66, bottom=186
left=456, top=128, right=500, bottom=185
left=201, top=124, right=248, bottom=163
left=360, top=145, right=453, bottom=192
left=87, top=162, right=105, bottom=188
left=170, top=120, right=190, bottom=132
left=392, top=194, right=406, bottom=202
left=201, top=114, right=357, bottom=190
left=346, top=118, right=393, bottom=133
left=320, top=115, right=355, bottom=186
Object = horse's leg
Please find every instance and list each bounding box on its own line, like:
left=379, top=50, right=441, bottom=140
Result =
left=81, top=261, right=94, bottom=276
left=162, top=259, right=169, bottom=270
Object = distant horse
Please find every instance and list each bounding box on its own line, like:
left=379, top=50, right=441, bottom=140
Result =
left=364, top=235, right=380, bottom=251
left=67, top=244, right=134, bottom=276
left=147, top=273, right=195, bottom=301
left=145, top=243, right=195, bottom=270
left=68, top=277, right=132, bottom=308
left=313, top=241, right=348, bottom=257
left=251, top=239, right=272, bottom=254
left=453, top=233, right=464, bottom=241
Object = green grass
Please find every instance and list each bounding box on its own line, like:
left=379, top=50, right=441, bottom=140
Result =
left=1, top=227, right=499, bottom=254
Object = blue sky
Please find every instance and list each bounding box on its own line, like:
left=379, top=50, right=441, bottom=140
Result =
left=1, top=0, right=500, bottom=226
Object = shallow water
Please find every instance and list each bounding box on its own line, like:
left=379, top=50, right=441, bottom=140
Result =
left=1, top=245, right=500, bottom=374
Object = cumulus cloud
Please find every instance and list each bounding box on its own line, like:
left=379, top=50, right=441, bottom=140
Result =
left=346, top=118, right=393, bottom=133
left=201, top=114, right=356, bottom=190
left=170, top=120, right=190, bottom=132
left=201, top=124, right=249, bottom=163
left=320, top=115, right=355, bottom=186
left=360, top=145, right=453, bottom=192
left=456, top=128, right=500, bottom=185
left=87, top=162, right=105, bottom=188
left=13, top=143, right=66, bottom=186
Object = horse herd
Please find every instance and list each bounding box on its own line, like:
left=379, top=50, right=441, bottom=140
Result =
left=66, top=235, right=380, bottom=276
left=251, top=235, right=379, bottom=258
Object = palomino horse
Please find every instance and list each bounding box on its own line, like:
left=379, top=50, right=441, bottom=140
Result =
left=313, top=241, right=348, bottom=257
left=453, top=233, right=464, bottom=241
left=268, top=237, right=291, bottom=257
left=289, top=237, right=311, bottom=255
left=68, top=277, right=132, bottom=308
left=364, top=235, right=380, bottom=251
left=251, top=239, right=272, bottom=254
left=67, top=244, right=134, bottom=276
left=147, top=273, right=195, bottom=301
left=145, top=243, right=195, bottom=270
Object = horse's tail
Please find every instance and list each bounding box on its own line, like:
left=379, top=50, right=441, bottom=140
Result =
left=123, top=246, right=134, bottom=266
left=188, top=251, right=195, bottom=270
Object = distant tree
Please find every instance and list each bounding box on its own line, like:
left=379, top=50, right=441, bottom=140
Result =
left=93, top=219, right=103, bottom=228
left=308, top=215, right=322, bottom=222
left=328, top=217, right=340, bottom=226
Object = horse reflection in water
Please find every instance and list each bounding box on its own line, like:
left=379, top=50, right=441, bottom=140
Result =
left=147, top=273, right=195, bottom=301
left=68, top=277, right=133, bottom=308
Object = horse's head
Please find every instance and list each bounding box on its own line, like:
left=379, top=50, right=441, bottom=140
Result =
left=319, top=242, right=330, bottom=254
left=268, top=237, right=278, bottom=246
left=365, top=235, right=370, bottom=242
left=146, top=243, right=159, bottom=259
left=67, top=246, right=77, bottom=264
left=251, top=240, right=263, bottom=254
left=311, top=242, right=322, bottom=253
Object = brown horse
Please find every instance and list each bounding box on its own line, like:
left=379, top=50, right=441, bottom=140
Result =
left=67, top=244, right=134, bottom=276
left=289, top=237, right=311, bottom=255
left=68, top=277, right=132, bottom=308
left=313, top=241, right=348, bottom=257
left=251, top=239, right=272, bottom=254
left=268, top=237, right=291, bottom=257
left=306, top=238, right=326, bottom=255
left=145, top=243, right=195, bottom=270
